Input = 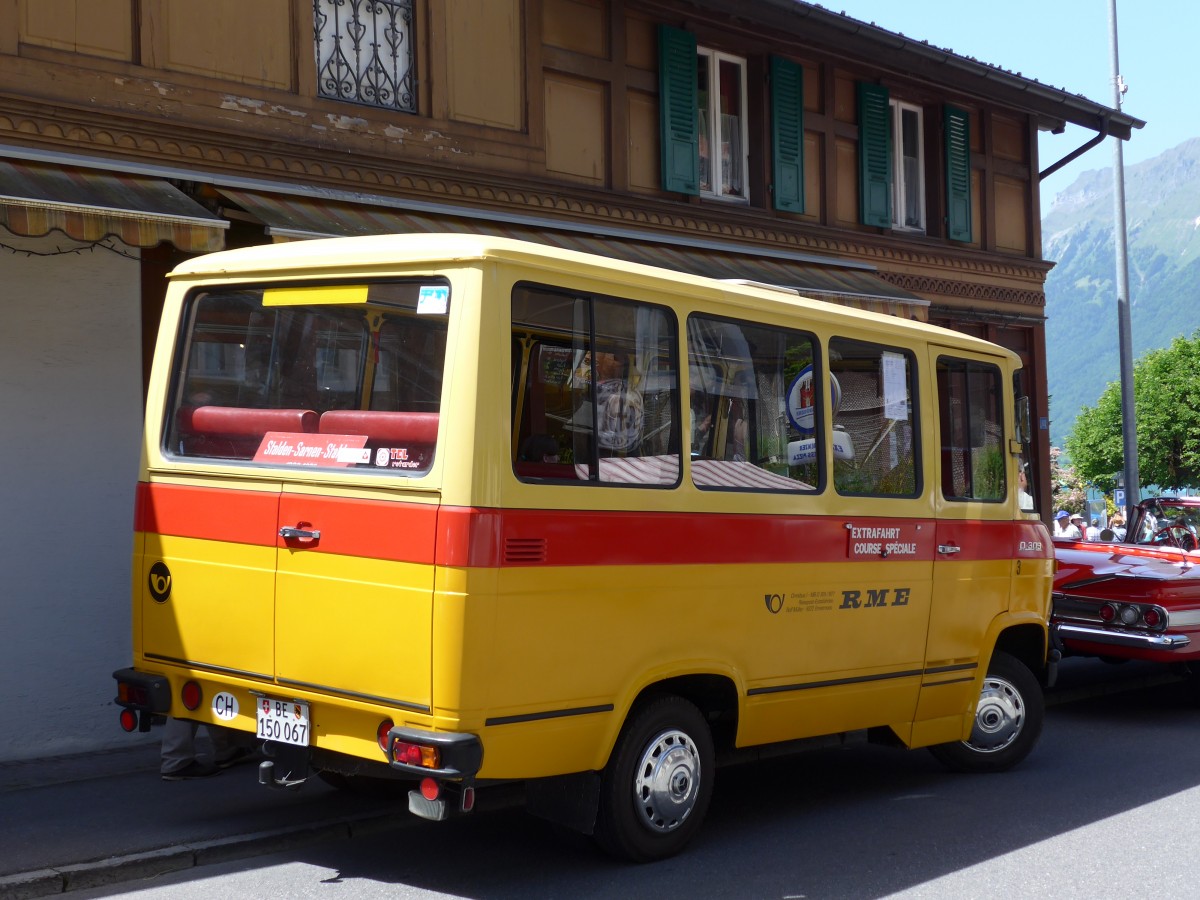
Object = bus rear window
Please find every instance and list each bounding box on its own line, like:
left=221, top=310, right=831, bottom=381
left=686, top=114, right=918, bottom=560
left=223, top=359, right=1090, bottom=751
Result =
left=165, top=281, right=449, bottom=475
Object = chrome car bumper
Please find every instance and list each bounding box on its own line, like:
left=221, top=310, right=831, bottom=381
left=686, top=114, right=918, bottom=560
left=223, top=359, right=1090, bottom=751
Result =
left=1052, top=622, right=1191, bottom=650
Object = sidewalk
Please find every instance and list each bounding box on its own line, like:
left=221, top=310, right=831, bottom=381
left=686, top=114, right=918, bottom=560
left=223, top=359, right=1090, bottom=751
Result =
left=0, top=741, right=411, bottom=899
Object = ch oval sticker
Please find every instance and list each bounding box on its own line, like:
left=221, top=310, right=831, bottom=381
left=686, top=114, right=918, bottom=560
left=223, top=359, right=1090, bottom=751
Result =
left=148, top=562, right=172, bottom=603
left=212, top=692, right=239, bottom=721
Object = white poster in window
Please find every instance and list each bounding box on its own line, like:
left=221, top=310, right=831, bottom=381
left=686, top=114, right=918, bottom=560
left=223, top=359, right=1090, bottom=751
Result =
left=882, top=352, right=907, bottom=421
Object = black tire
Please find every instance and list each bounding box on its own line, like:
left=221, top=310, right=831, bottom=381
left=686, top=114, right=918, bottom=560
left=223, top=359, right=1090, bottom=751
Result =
left=594, top=696, right=715, bottom=863
left=928, top=650, right=1044, bottom=774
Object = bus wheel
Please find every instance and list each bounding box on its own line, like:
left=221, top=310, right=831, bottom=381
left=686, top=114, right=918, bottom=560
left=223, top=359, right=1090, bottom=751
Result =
left=928, top=651, right=1044, bottom=774
left=594, top=696, right=715, bottom=863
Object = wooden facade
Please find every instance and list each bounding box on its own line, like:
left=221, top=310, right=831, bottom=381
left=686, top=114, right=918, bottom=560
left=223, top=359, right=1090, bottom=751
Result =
left=0, top=0, right=1142, bottom=513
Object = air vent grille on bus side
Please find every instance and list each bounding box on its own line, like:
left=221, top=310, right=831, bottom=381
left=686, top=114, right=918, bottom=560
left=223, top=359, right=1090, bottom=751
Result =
left=504, top=538, right=547, bottom=564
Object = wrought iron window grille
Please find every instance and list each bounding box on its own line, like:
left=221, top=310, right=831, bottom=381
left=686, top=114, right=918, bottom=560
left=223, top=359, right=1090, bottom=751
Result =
left=314, top=0, right=416, bottom=113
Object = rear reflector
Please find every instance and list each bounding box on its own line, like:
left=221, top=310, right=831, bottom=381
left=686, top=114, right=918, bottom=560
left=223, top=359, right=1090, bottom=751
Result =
left=181, top=681, right=202, bottom=711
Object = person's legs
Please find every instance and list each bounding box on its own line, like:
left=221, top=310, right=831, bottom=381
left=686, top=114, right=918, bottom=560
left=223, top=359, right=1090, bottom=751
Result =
left=208, top=724, right=256, bottom=767
left=161, top=718, right=219, bottom=779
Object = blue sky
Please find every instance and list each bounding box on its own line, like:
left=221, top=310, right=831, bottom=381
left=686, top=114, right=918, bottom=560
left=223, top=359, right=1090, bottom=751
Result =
left=831, top=1, right=1195, bottom=208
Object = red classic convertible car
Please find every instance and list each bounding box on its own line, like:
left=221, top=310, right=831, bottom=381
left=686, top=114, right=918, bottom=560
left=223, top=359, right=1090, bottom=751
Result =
left=1052, top=497, right=1200, bottom=673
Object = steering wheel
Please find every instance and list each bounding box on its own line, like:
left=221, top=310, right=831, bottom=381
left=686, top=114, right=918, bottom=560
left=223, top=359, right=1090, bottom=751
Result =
left=1153, top=525, right=1198, bottom=551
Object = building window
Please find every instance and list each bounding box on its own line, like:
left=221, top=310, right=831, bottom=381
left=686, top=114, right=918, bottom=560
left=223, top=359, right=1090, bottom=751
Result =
left=891, top=101, right=924, bottom=230
left=696, top=49, right=748, bottom=200
left=314, top=0, right=416, bottom=113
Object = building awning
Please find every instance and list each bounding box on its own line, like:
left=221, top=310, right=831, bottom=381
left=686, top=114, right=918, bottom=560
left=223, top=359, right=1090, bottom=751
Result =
left=0, top=159, right=227, bottom=252
left=216, top=188, right=928, bottom=320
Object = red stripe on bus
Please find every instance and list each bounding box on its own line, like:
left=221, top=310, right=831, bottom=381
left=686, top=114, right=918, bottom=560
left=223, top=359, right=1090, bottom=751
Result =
left=137, top=482, right=279, bottom=546
left=440, top=508, right=938, bottom=568
left=138, top=482, right=1048, bottom=568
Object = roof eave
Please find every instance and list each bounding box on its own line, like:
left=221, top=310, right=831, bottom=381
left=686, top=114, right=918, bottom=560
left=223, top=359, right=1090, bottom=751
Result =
left=668, top=0, right=1145, bottom=139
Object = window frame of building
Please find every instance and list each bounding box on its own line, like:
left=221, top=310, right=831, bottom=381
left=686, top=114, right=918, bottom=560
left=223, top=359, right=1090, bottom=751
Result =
left=696, top=46, right=750, bottom=202
left=890, top=99, right=925, bottom=231
left=657, top=26, right=804, bottom=213
left=313, top=0, right=417, bottom=114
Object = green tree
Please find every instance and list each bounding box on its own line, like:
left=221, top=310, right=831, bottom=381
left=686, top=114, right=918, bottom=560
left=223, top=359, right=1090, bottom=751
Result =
left=1066, top=331, right=1200, bottom=491
left=1050, top=446, right=1087, bottom=515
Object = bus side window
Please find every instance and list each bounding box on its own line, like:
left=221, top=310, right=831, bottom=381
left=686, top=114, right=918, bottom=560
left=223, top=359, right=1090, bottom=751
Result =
left=936, top=357, right=1006, bottom=502
left=829, top=338, right=920, bottom=497
left=511, top=285, right=680, bottom=486
left=687, top=315, right=821, bottom=492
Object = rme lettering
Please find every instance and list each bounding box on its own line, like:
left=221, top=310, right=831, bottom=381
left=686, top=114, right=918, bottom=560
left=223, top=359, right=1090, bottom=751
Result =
left=839, top=587, right=911, bottom=609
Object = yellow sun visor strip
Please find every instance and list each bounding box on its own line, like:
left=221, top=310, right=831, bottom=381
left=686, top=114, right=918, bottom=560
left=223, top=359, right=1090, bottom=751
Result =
left=263, top=285, right=370, bottom=306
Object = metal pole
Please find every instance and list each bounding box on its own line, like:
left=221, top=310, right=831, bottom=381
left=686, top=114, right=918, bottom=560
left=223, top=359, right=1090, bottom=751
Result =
left=1109, top=0, right=1139, bottom=514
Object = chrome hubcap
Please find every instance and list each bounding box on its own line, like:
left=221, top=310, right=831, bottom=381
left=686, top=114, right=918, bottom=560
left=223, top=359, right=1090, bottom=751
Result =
left=633, top=728, right=701, bottom=833
left=966, top=674, right=1024, bottom=752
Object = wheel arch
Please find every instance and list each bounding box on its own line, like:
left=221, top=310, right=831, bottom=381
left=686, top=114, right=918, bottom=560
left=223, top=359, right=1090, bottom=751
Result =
left=989, top=619, right=1049, bottom=682
left=604, top=670, right=741, bottom=768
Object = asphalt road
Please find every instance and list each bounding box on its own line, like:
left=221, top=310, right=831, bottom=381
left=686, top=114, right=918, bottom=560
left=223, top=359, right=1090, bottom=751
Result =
left=61, top=659, right=1200, bottom=899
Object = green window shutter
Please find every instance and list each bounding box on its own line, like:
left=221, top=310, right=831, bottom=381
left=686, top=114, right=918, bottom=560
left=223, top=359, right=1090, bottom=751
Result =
left=658, top=25, right=699, bottom=195
left=944, top=105, right=973, bottom=242
left=857, top=82, right=892, bottom=228
left=770, top=56, right=804, bottom=213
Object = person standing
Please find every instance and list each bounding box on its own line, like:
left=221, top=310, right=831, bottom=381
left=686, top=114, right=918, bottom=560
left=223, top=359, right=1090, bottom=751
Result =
left=1054, top=510, right=1081, bottom=539
left=1110, top=514, right=1127, bottom=541
left=161, top=719, right=252, bottom=780
left=1070, top=514, right=1088, bottom=540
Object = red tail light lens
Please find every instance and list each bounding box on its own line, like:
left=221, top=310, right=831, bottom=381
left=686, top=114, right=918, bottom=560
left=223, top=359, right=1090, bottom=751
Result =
left=1099, top=604, right=1116, bottom=623
left=391, top=739, right=442, bottom=769
left=119, top=709, right=139, bottom=732
left=1143, top=608, right=1162, bottom=628
left=181, top=681, right=202, bottom=711
left=376, top=719, right=395, bottom=753
left=117, top=683, right=150, bottom=706
left=420, top=777, right=440, bottom=800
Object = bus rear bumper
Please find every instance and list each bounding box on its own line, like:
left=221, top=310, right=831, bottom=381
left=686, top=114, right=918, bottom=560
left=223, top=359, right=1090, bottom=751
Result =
left=386, top=725, right=483, bottom=820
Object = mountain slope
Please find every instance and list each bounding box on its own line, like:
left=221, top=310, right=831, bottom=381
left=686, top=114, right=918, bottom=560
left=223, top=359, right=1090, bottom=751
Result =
left=1043, top=137, right=1200, bottom=448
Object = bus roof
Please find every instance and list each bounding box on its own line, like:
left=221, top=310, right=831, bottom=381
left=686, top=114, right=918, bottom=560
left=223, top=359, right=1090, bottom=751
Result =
left=169, top=233, right=1015, bottom=361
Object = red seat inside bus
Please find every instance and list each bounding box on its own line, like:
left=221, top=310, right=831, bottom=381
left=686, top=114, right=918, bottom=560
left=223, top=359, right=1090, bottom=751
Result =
left=176, top=406, right=319, bottom=458
left=317, top=410, right=439, bottom=444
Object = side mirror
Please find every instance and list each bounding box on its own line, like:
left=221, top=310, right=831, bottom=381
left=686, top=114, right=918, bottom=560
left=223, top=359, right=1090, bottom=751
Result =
left=1015, top=397, right=1032, bottom=446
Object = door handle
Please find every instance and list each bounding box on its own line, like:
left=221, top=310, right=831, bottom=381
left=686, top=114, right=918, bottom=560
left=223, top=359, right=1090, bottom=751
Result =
left=937, top=544, right=961, bottom=555
left=279, top=526, right=321, bottom=541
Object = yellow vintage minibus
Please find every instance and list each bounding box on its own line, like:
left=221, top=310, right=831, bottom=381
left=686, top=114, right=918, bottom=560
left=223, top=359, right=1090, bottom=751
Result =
left=114, top=234, right=1054, bottom=861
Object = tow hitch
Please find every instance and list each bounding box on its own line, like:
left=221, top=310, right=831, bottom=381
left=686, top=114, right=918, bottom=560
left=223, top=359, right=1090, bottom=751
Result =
left=257, top=742, right=310, bottom=790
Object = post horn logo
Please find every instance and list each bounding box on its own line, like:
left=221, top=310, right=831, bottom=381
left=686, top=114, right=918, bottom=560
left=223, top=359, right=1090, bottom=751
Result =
left=764, top=593, right=785, bottom=614
left=148, top=562, right=172, bottom=603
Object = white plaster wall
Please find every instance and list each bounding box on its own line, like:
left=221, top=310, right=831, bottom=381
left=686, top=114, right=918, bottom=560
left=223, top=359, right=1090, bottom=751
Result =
left=0, top=233, right=149, bottom=761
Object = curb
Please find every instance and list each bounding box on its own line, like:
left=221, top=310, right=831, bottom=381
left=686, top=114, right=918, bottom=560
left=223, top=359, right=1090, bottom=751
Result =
left=0, top=810, right=403, bottom=900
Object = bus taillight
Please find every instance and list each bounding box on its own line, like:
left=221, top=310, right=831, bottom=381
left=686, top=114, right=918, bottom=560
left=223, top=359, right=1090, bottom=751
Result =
left=376, top=719, right=394, bottom=753
left=392, top=739, right=441, bottom=769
